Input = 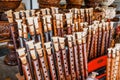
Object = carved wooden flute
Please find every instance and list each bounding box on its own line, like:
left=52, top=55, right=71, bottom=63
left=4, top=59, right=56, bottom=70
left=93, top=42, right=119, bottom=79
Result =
left=66, top=35, right=76, bottom=80
left=72, top=33, right=81, bottom=80
left=17, top=48, right=32, bottom=80
left=59, top=37, right=71, bottom=80
left=97, top=23, right=102, bottom=56
left=42, top=16, right=49, bottom=42
left=26, top=40, right=36, bottom=79
left=27, top=42, right=42, bottom=80
left=106, top=48, right=112, bottom=80
left=101, top=22, right=106, bottom=56
left=93, top=21, right=99, bottom=57
left=44, top=42, right=57, bottom=80
left=110, top=48, right=116, bottom=80
left=89, top=26, right=95, bottom=60
left=35, top=42, right=50, bottom=80
left=82, top=31, right=88, bottom=78
left=113, top=47, right=120, bottom=80
left=52, top=37, right=65, bottom=80
left=105, top=22, right=109, bottom=54
left=87, top=25, right=92, bottom=59
left=76, top=32, right=85, bottom=80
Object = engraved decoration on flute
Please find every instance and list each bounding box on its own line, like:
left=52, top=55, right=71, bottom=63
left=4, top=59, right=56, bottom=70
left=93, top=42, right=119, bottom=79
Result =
left=52, top=37, right=65, bottom=80
left=17, top=48, right=32, bottom=80
left=59, top=37, right=71, bottom=80
left=44, top=42, right=57, bottom=80
left=66, top=35, right=76, bottom=80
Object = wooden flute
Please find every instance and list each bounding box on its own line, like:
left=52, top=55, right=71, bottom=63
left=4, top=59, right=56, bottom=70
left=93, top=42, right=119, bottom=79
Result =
left=17, top=48, right=32, bottom=80
left=101, top=22, right=106, bottom=56
left=106, top=48, right=112, bottom=80
left=44, top=42, right=57, bottom=80
left=82, top=31, right=88, bottom=78
left=52, top=37, right=65, bottom=80
left=110, top=48, right=116, bottom=80
left=76, top=32, right=85, bottom=80
left=59, top=37, right=71, bottom=80
left=72, top=33, right=81, bottom=80
left=66, top=35, right=76, bottom=80
left=97, top=23, right=102, bottom=56
left=35, top=42, right=50, bottom=80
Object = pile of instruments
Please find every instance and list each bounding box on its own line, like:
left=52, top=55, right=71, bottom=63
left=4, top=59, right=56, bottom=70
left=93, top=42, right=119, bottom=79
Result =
left=5, top=7, right=114, bottom=80
left=106, top=43, right=120, bottom=80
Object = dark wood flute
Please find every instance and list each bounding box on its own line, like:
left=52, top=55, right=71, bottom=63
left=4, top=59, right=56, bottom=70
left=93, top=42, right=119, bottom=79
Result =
left=101, top=23, right=106, bottom=56
left=59, top=37, right=71, bottom=80
left=76, top=32, right=85, bottom=80
left=28, top=43, right=42, bottom=80
left=26, top=40, right=36, bottom=80
left=35, top=42, right=50, bottom=80
left=17, top=48, right=32, bottom=80
left=52, top=37, right=65, bottom=80
left=44, top=42, right=57, bottom=80
left=105, top=22, right=109, bottom=54
left=92, top=24, right=98, bottom=58
left=87, top=25, right=92, bottom=59
left=72, top=33, right=81, bottom=80
left=82, top=31, right=88, bottom=78
left=106, top=48, right=112, bottom=80
left=66, top=35, right=76, bottom=80
left=97, top=23, right=102, bottom=56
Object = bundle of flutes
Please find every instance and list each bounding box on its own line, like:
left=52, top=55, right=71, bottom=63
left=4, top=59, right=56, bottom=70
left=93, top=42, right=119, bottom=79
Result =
left=106, top=43, right=120, bottom=80
left=6, top=7, right=115, bottom=80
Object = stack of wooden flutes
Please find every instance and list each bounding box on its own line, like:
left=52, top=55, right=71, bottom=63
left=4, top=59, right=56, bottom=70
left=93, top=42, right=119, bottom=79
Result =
left=5, top=7, right=114, bottom=80
left=106, top=43, right=120, bottom=80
